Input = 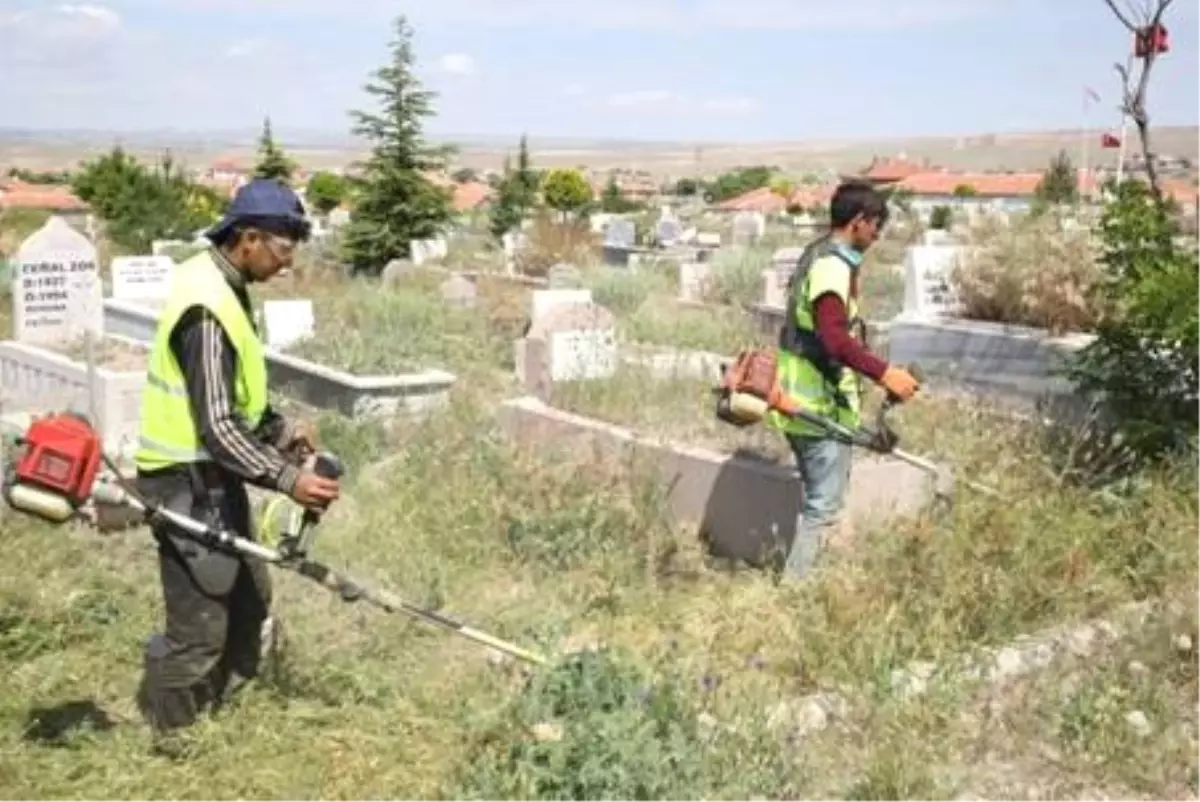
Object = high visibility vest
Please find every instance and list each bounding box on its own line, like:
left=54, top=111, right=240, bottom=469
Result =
left=766, top=240, right=865, bottom=438
left=134, top=251, right=268, bottom=471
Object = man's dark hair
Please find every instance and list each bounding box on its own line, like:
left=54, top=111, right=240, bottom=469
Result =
left=829, top=180, right=889, bottom=229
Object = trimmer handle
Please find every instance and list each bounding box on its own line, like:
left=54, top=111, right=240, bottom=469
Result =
left=284, top=452, right=345, bottom=560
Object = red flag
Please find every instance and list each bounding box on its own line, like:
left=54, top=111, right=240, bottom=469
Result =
left=1100, top=132, right=1122, bottom=149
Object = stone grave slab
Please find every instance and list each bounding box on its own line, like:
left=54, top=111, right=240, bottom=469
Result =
left=531, top=288, right=593, bottom=329
left=13, top=216, right=103, bottom=345
left=679, top=262, right=713, bottom=304
left=524, top=302, right=618, bottom=383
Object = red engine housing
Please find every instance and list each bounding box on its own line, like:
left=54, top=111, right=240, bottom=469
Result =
left=12, top=414, right=103, bottom=507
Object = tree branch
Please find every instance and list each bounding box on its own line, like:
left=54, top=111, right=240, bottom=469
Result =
left=1103, top=0, right=1139, bottom=30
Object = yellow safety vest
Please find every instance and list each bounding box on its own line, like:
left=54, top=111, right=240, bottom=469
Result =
left=134, top=251, right=268, bottom=471
left=766, top=243, right=864, bottom=438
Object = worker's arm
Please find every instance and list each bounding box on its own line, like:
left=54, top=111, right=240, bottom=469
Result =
left=812, top=294, right=888, bottom=381
left=169, top=307, right=300, bottom=494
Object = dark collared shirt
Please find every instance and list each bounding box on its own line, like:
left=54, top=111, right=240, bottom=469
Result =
left=155, top=247, right=300, bottom=495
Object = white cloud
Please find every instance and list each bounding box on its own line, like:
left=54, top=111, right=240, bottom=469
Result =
left=437, top=52, right=476, bottom=75
left=224, top=38, right=269, bottom=59
left=0, top=3, right=122, bottom=40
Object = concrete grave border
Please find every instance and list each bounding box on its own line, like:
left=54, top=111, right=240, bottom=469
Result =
left=0, top=339, right=147, bottom=454
left=103, top=298, right=456, bottom=419
left=496, top=395, right=931, bottom=565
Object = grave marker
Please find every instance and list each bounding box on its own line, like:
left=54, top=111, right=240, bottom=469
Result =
left=12, top=216, right=103, bottom=345
left=531, top=288, right=593, bottom=329
left=901, top=245, right=964, bottom=319
left=263, top=299, right=315, bottom=349
left=679, top=262, right=713, bottom=304
left=381, top=258, right=415, bottom=285
left=695, top=231, right=722, bottom=248
left=111, top=255, right=175, bottom=301
left=732, top=211, right=765, bottom=244
left=525, top=302, right=618, bottom=383
left=656, top=214, right=682, bottom=247
left=603, top=218, right=636, bottom=249
left=441, top=273, right=477, bottom=309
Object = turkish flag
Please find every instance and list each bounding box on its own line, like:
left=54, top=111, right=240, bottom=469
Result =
left=1101, top=132, right=1122, bottom=149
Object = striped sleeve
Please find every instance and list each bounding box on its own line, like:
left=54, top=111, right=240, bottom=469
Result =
left=172, top=307, right=300, bottom=495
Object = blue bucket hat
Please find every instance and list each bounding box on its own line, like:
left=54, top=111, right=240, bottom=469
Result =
left=207, top=178, right=311, bottom=243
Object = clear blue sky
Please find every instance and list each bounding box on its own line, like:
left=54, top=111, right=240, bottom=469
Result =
left=1, top=0, right=1196, bottom=142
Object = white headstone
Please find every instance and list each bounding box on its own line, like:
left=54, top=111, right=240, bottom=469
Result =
left=762, top=269, right=789, bottom=308
left=13, top=216, right=103, bottom=345
left=603, top=218, right=636, bottom=249
left=695, top=231, right=721, bottom=248
left=901, top=245, right=964, bottom=319
left=679, top=262, right=713, bottom=304
left=409, top=237, right=448, bottom=266
left=528, top=302, right=618, bottom=382
left=111, top=255, right=175, bottom=301
left=263, top=299, right=315, bottom=349
left=531, top=288, right=593, bottom=329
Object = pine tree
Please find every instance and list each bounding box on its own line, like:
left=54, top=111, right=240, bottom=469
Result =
left=1034, top=150, right=1079, bottom=206
left=254, top=117, right=296, bottom=182
left=342, top=16, right=454, bottom=275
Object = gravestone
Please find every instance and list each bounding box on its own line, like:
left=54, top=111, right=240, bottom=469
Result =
left=328, top=208, right=351, bottom=228
left=381, top=258, right=415, bottom=286
left=520, top=302, right=618, bottom=384
left=12, top=216, right=103, bottom=345
left=656, top=214, right=682, bottom=247
left=679, top=226, right=698, bottom=244
left=762, top=269, right=790, bottom=308
left=732, top=211, right=765, bottom=244
left=410, top=237, right=448, bottom=266
left=111, top=255, right=175, bottom=301
left=602, top=218, right=636, bottom=267
left=695, top=231, right=721, bottom=248
left=547, top=263, right=583, bottom=289
left=502, top=230, right=530, bottom=275
left=901, top=245, right=964, bottom=319
left=531, top=288, right=593, bottom=330
left=441, top=273, right=477, bottom=309
left=263, top=299, right=315, bottom=349
left=679, top=262, right=713, bottom=304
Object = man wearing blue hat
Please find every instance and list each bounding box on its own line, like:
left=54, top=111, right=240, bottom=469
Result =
left=133, top=177, right=341, bottom=749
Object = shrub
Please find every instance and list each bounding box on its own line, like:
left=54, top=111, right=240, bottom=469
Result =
left=950, top=214, right=1102, bottom=333
left=704, top=246, right=767, bottom=308
left=928, top=205, right=952, bottom=230
left=517, top=213, right=597, bottom=277
left=1069, top=180, right=1199, bottom=464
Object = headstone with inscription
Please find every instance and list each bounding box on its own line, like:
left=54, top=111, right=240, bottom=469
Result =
left=901, top=245, right=964, bottom=319
left=518, top=302, right=618, bottom=385
left=111, top=255, right=175, bottom=301
left=12, top=216, right=103, bottom=345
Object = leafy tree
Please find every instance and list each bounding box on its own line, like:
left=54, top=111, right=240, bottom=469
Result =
left=1035, top=150, right=1078, bottom=205
left=599, top=175, right=642, bottom=213
left=952, top=183, right=977, bottom=197
left=451, top=166, right=478, bottom=183
left=341, top=15, right=454, bottom=275
left=72, top=147, right=221, bottom=253
left=6, top=167, right=71, bottom=185
left=705, top=165, right=774, bottom=202
left=541, top=168, right=592, bottom=216
left=1069, top=179, right=1197, bottom=465
left=673, top=177, right=699, bottom=197
left=489, top=173, right=525, bottom=240
left=306, top=171, right=348, bottom=215
left=254, top=116, right=296, bottom=182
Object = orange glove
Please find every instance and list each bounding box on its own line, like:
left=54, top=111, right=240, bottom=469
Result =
left=880, top=365, right=920, bottom=402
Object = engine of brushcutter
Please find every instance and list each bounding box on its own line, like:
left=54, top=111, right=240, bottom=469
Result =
left=2, top=413, right=103, bottom=523
left=713, top=348, right=784, bottom=427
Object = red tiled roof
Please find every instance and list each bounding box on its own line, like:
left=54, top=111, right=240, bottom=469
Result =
left=452, top=180, right=493, bottom=212
left=717, top=184, right=835, bottom=213
left=897, top=171, right=1044, bottom=197
left=861, top=157, right=926, bottom=183
left=0, top=184, right=88, bottom=212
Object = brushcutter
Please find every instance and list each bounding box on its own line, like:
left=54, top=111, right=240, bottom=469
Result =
left=712, top=349, right=1001, bottom=500
left=1, top=412, right=549, bottom=667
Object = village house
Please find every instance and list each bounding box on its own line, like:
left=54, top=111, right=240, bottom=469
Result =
left=0, top=179, right=91, bottom=229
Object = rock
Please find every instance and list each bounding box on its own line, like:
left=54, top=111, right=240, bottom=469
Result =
left=765, top=692, right=844, bottom=739
left=890, top=660, right=937, bottom=699
left=989, top=647, right=1025, bottom=682
left=1125, top=709, right=1151, bottom=738
left=1128, top=660, right=1148, bottom=678
left=1065, top=624, right=1098, bottom=657
left=530, top=721, right=564, bottom=742
left=1173, top=633, right=1193, bottom=654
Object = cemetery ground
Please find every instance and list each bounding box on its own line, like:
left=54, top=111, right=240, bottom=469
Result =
left=0, top=244, right=1197, bottom=799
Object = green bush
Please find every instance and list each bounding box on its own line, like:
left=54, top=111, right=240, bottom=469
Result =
left=1070, top=180, right=1199, bottom=465
left=928, top=205, right=952, bottom=230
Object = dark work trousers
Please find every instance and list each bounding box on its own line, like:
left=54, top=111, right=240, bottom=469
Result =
left=135, top=468, right=274, bottom=733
